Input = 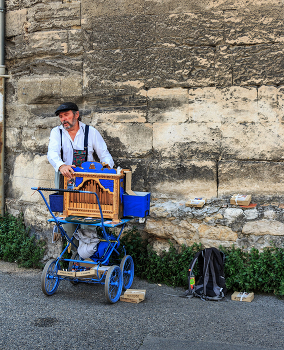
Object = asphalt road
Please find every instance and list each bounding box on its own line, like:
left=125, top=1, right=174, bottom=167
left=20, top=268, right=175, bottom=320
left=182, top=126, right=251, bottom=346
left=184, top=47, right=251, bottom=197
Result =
left=0, top=261, right=284, bottom=350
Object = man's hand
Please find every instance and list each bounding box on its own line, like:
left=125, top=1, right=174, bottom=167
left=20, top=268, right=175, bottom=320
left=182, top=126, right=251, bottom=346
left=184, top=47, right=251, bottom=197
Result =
left=59, top=164, right=75, bottom=179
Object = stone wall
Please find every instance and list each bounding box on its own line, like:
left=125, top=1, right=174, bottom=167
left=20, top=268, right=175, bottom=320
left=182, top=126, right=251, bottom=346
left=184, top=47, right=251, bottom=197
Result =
left=4, top=0, right=284, bottom=257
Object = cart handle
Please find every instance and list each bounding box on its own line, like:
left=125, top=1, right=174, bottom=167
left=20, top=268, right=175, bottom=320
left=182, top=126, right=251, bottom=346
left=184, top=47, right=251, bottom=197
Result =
left=31, top=187, right=98, bottom=194
left=31, top=187, right=109, bottom=241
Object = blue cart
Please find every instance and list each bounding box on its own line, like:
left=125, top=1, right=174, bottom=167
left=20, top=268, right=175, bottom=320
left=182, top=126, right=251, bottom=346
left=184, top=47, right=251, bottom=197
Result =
left=32, top=187, right=134, bottom=304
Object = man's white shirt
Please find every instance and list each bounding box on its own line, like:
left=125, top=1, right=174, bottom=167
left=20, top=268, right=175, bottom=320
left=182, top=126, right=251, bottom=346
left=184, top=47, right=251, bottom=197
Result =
left=47, top=122, right=114, bottom=171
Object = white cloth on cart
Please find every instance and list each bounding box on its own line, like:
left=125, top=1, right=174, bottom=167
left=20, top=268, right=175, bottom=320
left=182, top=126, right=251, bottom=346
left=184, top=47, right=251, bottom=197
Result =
left=73, top=228, right=100, bottom=259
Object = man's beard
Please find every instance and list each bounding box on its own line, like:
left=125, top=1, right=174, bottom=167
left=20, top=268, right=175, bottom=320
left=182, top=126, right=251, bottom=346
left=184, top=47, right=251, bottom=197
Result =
left=62, top=117, right=76, bottom=130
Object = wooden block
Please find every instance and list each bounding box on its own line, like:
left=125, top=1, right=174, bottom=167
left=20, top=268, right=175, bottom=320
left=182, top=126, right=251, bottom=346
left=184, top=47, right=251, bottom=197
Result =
left=124, top=171, right=137, bottom=196
left=57, top=270, right=76, bottom=277
left=78, top=258, right=95, bottom=268
left=95, top=266, right=109, bottom=277
left=75, top=265, right=109, bottom=278
left=126, top=189, right=136, bottom=196
left=124, top=289, right=146, bottom=301
left=120, top=296, right=141, bottom=303
left=76, top=269, right=98, bottom=278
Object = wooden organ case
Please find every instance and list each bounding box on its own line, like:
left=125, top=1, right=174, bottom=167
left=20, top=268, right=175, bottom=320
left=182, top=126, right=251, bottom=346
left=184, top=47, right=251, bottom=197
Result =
left=63, top=162, right=126, bottom=221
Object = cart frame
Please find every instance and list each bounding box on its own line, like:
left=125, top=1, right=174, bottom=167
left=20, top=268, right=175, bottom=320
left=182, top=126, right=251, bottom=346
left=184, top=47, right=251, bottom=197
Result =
left=32, top=187, right=134, bottom=303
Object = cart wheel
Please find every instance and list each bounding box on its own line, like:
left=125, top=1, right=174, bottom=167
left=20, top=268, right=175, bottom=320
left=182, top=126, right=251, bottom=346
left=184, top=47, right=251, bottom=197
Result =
left=68, top=251, right=80, bottom=285
left=120, top=255, right=134, bottom=290
left=41, top=259, right=60, bottom=296
left=104, top=265, right=123, bottom=304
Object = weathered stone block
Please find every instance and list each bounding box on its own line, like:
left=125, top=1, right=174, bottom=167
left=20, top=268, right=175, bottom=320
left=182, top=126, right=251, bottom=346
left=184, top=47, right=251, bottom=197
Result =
left=145, top=217, right=198, bottom=246
left=114, top=158, right=149, bottom=191
left=263, top=209, right=277, bottom=220
left=219, top=161, right=284, bottom=196
left=6, top=31, right=69, bottom=59
left=6, top=0, right=48, bottom=12
left=5, top=128, right=22, bottom=150
left=28, top=106, right=59, bottom=129
left=82, top=56, right=147, bottom=105
left=17, top=75, right=82, bottom=104
left=223, top=208, right=244, bottom=224
left=6, top=9, right=27, bottom=37
left=147, top=88, right=189, bottom=123
left=27, top=3, right=81, bottom=32
left=83, top=45, right=215, bottom=91
left=150, top=206, right=171, bottom=219
left=242, top=219, right=284, bottom=236
left=153, top=122, right=220, bottom=159
left=31, top=56, right=83, bottom=76
left=155, top=12, right=224, bottom=47
left=188, top=87, right=223, bottom=124
left=97, top=122, right=152, bottom=158
left=231, top=43, right=284, bottom=86
left=244, top=209, right=258, bottom=220
left=77, top=83, right=281, bottom=163
left=147, top=46, right=216, bottom=88
left=198, top=224, right=238, bottom=241
left=67, top=30, right=84, bottom=54
left=215, top=45, right=233, bottom=87
left=11, top=153, right=54, bottom=202
left=223, top=8, right=284, bottom=46
left=220, top=122, right=284, bottom=160
left=11, top=154, right=54, bottom=203
left=21, top=127, right=50, bottom=153
left=188, top=86, right=258, bottom=124
left=6, top=104, right=29, bottom=128
left=24, top=204, right=52, bottom=231
left=83, top=49, right=147, bottom=90
left=255, top=85, right=279, bottom=123
left=93, top=108, right=147, bottom=124
left=147, top=160, right=217, bottom=200
left=201, top=238, right=233, bottom=249
left=82, top=0, right=145, bottom=22
left=5, top=57, right=32, bottom=78
left=84, top=15, right=155, bottom=50
left=13, top=153, right=53, bottom=180
left=151, top=240, right=171, bottom=255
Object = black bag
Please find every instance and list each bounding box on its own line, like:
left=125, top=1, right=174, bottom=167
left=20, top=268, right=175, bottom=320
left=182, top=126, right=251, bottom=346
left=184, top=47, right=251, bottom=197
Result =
left=187, top=247, right=227, bottom=301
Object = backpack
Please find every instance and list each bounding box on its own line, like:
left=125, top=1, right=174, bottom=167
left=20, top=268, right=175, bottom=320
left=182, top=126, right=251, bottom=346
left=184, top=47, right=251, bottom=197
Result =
left=186, top=247, right=227, bottom=301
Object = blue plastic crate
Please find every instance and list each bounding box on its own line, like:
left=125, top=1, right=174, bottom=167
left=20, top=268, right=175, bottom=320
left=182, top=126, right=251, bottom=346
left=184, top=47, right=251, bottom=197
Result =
left=49, top=192, right=63, bottom=212
left=123, top=191, right=150, bottom=217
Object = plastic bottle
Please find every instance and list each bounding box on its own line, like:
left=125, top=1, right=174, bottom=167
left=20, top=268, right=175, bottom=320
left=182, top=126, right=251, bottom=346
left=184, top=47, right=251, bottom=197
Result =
left=189, top=269, right=195, bottom=290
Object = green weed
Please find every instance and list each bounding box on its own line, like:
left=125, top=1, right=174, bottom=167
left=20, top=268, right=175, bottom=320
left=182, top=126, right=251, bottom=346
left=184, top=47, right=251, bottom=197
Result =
left=121, top=228, right=284, bottom=294
left=0, top=213, right=45, bottom=268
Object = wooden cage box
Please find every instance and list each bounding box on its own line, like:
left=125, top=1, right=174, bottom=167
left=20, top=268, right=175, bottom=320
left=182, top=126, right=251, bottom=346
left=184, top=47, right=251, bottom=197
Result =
left=63, top=162, right=126, bottom=221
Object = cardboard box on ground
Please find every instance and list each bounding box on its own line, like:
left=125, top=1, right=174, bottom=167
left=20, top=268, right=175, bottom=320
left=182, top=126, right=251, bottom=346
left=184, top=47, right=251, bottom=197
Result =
left=230, top=194, right=251, bottom=206
left=120, top=289, right=146, bottom=303
left=231, top=292, right=254, bottom=302
left=185, top=198, right=207, bottom=208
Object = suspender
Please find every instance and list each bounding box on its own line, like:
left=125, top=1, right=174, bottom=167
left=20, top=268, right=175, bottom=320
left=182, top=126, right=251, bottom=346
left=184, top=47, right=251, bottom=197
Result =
left=84, top=125, right=89, bottom=159
left=59, top=125, right=89, bottom=162
left=60, top=129, right=63, bottom=161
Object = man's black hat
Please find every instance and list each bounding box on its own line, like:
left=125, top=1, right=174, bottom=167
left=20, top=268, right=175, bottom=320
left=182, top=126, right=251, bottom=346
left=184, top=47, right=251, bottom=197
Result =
left=55, top=102, right=79, bottom=116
